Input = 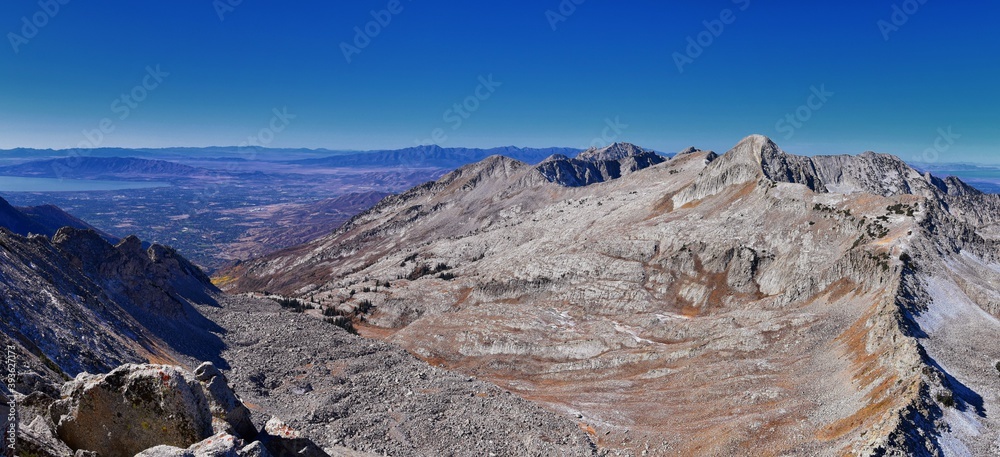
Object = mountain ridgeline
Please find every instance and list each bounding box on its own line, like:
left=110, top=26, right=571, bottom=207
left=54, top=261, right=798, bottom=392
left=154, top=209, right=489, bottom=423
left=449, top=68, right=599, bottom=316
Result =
left=223, top=135, right=1000, bottom=456
left=0, top=197, right=117, bottom=242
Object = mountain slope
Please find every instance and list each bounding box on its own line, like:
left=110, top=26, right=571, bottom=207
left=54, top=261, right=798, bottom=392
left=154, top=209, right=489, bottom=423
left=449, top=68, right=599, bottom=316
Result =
left=15, top=203, right=118, bottom=242
left=0, top=197, right=48, bottom=236
left=0, top=196, right=117, bottom=241
left=0, top=226, right=224, bottom=379
left=224, top=135, right=1000, bottom=455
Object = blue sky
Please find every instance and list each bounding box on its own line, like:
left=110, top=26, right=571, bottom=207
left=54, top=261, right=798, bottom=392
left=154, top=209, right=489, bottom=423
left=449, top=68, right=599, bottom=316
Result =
left=1, top=1, right=998, bottom=163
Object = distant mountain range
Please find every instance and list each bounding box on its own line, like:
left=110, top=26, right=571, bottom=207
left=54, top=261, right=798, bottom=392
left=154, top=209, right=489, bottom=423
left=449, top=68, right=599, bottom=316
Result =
left=2, top=146, right=996, bottom=195
left=0, top=157, right=203, bottom=180
left=0, top=145, right=584, bottom=168
left=288, top=145, right=584, bottom=169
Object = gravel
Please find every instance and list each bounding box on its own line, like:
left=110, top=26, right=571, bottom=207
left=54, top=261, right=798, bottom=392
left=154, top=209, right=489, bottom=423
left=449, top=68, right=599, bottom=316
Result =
left=199, top=294, right=597, bottom=457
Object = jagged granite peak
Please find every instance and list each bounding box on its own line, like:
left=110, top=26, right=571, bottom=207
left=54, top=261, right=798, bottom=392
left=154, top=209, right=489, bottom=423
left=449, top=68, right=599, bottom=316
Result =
left=675, top=146, right=702, bottom=156
left=542, top=153, right=572, bottom=162
left=537, top=142, right=667, bottom=187
left=938, top=175, right=981, bottom=196
left=576, top=142, right=649, bottom=162
left=115, top=234, right=144, bottom=254
left=224, top=134, right=1000, bottom=455
left=674, top=134, right=996, bottom=210
left=51, top=227, right=214, bottom=303
left=673, top=147, right=719, bottom=167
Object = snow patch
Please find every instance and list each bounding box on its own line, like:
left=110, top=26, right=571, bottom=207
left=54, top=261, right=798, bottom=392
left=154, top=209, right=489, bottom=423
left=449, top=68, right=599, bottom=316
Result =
left=959, top=250, right=1000, bottom=275
left=613, top=322, right=655, bottom=345
left=915, top=276, right=1000, bottom=333
left=938, top=406, right=980, bottom=457
left=823, top=182, right=860, bottom=195
left=655, top=312, right=690, bottom=322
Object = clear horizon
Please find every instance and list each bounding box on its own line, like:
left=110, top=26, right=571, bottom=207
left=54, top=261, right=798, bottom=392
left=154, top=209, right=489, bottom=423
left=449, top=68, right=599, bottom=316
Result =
left=1, top=2, right=997, bottom=165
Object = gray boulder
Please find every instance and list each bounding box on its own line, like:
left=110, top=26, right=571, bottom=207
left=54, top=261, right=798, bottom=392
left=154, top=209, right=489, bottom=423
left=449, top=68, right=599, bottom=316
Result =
left=194, top=362, right=257, bottom=439
left=135, top=432, right=270, bottom=457
left=50, top=364, right=258, bottom=457
left=258, top=418, right=328, bottom=457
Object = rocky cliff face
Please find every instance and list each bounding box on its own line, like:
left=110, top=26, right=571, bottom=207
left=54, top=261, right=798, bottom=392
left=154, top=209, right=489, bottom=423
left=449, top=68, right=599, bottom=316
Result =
left=224, top=135, right=1000, bottom=455
left=0, top=225, right=222, bottom=379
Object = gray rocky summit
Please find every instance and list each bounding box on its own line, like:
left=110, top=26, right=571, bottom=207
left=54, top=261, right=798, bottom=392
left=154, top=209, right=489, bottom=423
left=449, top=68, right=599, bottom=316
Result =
left=536, top=142, right=666, bottom=187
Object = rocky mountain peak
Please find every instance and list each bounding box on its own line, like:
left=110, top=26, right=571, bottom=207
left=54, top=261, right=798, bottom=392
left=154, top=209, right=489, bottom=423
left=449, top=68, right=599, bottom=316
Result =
left=542, top=153, right=572, bottom=162
left=442, top=154, right=530, bottom=186
left=675, top=146, right=712, bottom=156
left=730, top=134, right=779, bottom=163
left=671, top=134, right=777, bottom=206
left=577, top=142, right=650, bottom=162
left=536, top=143, right=666, bottom=187
left=115, top=234, right=145, bottom=255
left=938, top=175, right=981, bottom=196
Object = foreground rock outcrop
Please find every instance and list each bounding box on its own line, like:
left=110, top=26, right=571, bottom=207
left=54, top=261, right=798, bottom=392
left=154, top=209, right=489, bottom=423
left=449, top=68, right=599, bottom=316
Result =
left=14, top=362, right=345, bottom=457
left=51, top=363, right=254, bottom=457
left=224, top=135, right=1000, bottom=455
